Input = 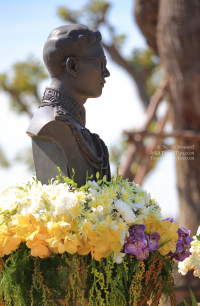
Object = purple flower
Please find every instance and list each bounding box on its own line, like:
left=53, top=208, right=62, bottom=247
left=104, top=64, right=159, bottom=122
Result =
left=125, top=225, right=160, bottom=260
left=164, top=217, right=174, bottom=223
left=129, top=224, right=146, bottom=237
left=167, top=225, right=194, bottom=261
left=148, top=232, right=161, bottom=252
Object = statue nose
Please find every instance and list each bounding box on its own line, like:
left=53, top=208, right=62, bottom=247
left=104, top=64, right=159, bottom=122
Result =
left=103, top=67, right=110, bottom=78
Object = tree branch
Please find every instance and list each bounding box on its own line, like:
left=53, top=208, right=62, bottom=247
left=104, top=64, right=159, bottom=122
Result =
left=119, top=79, right=166, bottom=179
left=3, top=86, right=33, bottom=118
left=103, top=42, right=150, bottom=109
left=134, top=106, right=170, bottom=184
left=124, top=130, right=200, bottom=141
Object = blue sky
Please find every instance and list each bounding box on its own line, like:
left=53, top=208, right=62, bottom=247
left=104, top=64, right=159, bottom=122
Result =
left=0, top=0, right=179, bottom=218
left=0, top=0, right=145, bottom=71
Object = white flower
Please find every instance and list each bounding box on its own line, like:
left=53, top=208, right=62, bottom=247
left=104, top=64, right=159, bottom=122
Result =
left=144, top=192, right=151, bottom=204
left=194, top=270, right=200, bottom=277
left=54, top=190, right=77, bottom=216
left=197, top=226, right=200, bottom=236
left=110, top=224, right=118, bottom=231
left=114, top=252, right=126, bottom=264
left=178, top=260, right=189, bottom=275
left=115, top=199, right=136, bottom=223
left=88, top=180, right=100, bottom=191
left=131, top=202, right=143, bottom=211
left=92, top=205, right=104, bottom=216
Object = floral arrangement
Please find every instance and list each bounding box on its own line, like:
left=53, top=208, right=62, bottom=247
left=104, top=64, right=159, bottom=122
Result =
left=178, top=226, right=200, bottom=278
left=0, top=170, right=193, bottom=306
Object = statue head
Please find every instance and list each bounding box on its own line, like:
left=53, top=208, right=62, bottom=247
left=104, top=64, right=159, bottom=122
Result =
left=43, top=24, right=110, bottom=103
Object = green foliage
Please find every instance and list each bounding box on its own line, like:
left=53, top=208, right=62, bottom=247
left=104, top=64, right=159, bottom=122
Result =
left=0, top=146, right=10, bottom=168
left=85, top=0, right=110, bottom=15
left=57, top=0, right=126, bottom=50
left=196, top=234, right=200, bottom=241
left=0, top=243, right=67, bottom=305
left=0, top=56, right=48, bottom=116
left=56, top=167, right=78, bottom=189
left=57, top=6, right=81, bottom=23
left=58, top=0, right=110, bottom=25
left=113, top=34, right=127, bottom=50
left=128, top=48, right=164, bottom=97
left=176, top=288, right=199, bottom=306
left=84, top=0, right=110, bottom=23
left=0, top=56, right=47, bottom=171
left=15, top=147, right=34, bottom=171
left=109, top=136, right=128, bottom=171
left=183, top=287, right=198, bottom=306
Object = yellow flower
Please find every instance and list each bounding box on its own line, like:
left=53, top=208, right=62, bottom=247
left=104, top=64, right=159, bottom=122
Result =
left=47, top=221, right=81, bottom=254
left=75, top=191, right=85, bottom=203
left=47, top=221, right=71, bottom=239
left=70, top=203, right=83, bottom=218
left=79, top=221, right=93, bottom=240
left=90, top=196, right=102, bottom=208
left=2, top=235, right=22, bottom=255
left=145, top=215, right=178, bottom=255
left=15, top=215, right=41, bottom=239
left=26, top=226, right=50, bottom=258
left=92, top=248, right=112, bottom=261
left=110, top=229, right=121, bottom=252
left=88, top=228, right=111, bottom=247
left=78, top=241, right=91, bottom=255
left=104, top=186, right=116, bottom=198
left=84, top=227, right=122, bottom=261
left=64, top=234, right=82, bottom=254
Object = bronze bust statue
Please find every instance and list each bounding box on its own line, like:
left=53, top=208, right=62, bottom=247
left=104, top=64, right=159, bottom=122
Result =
left=26, top=24, right=111, bottom=186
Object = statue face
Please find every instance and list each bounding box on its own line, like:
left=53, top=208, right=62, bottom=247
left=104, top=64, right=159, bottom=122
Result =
left=73, top=41, right=110, bottom=99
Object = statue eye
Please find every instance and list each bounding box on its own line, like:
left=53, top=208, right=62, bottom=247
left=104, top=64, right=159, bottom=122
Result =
left=99, top=60, right=104, bottom=70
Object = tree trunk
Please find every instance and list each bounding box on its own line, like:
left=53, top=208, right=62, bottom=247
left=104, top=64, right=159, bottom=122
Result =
left=157, top=0, right=200, bottom=291
left=134, top=0, right=159, bottom=54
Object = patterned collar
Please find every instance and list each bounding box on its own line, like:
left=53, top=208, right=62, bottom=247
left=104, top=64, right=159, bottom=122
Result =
left=41, top=87, right=86, bottom=127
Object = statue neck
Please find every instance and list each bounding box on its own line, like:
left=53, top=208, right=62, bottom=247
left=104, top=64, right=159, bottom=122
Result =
left=50, top=78, right=87, bottom=105
left=42, top=87, right=86, bottom=127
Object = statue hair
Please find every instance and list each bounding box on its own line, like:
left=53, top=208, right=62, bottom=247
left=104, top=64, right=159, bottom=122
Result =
left=43, top=24, right=102, bottom=78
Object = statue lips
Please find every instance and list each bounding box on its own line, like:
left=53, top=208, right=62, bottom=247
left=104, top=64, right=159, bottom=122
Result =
left=100, top=80, right=106, bottom=87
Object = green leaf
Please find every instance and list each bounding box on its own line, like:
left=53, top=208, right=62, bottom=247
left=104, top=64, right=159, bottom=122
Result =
left=103, top=175, right=107, bottom=182
left=183, top=301, right=190, bottom=306
left=114, top=277, right=123, bottom=289
left=158, top=237, right=172, bottom=248
left=189, top=287, right=198, bottom=306
left=113, top=286, right=125, bottom=299
left=32, top=275, right=38, bottom=290
left=196, top=234, right=200, bottom=241
left=122, top=271, right=128, bottom=290
left=61, top=266, right=68, bottom=284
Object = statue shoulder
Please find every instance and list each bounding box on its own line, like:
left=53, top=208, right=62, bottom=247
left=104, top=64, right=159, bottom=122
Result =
left=26, top=105, right=75, bottom=137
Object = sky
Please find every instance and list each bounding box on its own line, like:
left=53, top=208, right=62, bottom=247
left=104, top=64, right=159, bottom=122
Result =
left=0, top=0, right=179, bottom=218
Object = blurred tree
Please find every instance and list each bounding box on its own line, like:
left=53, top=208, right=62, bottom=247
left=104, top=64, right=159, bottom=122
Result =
left=57, top=0, right=168, bottom=179
left=0, top=56, right=48, bottom=118
left=134, top=0, right=200, bottom=296
left=0, top=56, right=48, bottom=170
left=0, top=0, right=165, bottom=177
left=57, top=0, right=161, bottom=109
left=0, top=146, right=10, bottom=168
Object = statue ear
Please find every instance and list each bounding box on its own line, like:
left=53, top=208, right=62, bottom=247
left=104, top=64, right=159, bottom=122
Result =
left=66, top=57, right=77, bottom=78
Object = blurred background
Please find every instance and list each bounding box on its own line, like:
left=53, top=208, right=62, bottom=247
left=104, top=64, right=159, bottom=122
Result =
left=0, top=0, right=178, bottom=219
left=1, top=0, right=200, bottom=296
